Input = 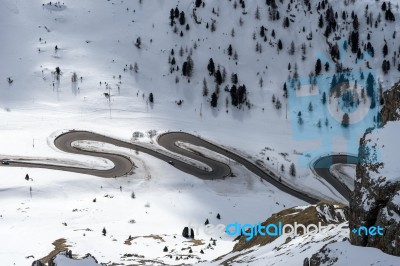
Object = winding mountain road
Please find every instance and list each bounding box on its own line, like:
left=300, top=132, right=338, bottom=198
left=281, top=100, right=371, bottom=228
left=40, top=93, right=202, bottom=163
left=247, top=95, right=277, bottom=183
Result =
left=313, top=155, right=358, bottom=201
left=0, top=130, right=357, bottom=204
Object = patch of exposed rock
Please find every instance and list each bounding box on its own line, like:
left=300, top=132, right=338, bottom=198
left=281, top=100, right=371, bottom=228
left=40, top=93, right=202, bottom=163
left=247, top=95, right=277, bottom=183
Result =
left=349, top=82, right=400, bottom=256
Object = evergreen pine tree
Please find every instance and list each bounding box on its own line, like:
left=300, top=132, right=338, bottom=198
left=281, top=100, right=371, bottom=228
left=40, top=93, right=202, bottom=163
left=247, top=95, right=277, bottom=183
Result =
left=260, top=26, right=265, bottom=37
left=182, top=227, right=189, bottom=238
left=290, top=163, right=296, bottom=177
left=207, top=58, right=215, bottom=75
left=231, top=73, right=238, bottom=84
left=325, top=62, right=330, bottom=71
left=308, top=102, right=313, bottom=112
left=353, top=15, right=359, bottom=30
left=383, top=42, right=388, bottom=57
left=179, top=11, right=186, bottom=25
left=255, top=6, right=260, bottom=20
left=210, top=93, right=218, bottom=107
left=202, top=78, right=208, bottom=96
left=322, top=92, right=327, bottom=104
left=228, top=44, right=233, bottom=56
left=277, top=39, right=283, bottom=50
left=315, top=59, right=322, bottom=75
left=350, top=31, right=359, bottom=54
left=318, top=14, right=324, bottom=28
left=215, top=70, right=223, bottom=85
left=341, top=113, right=350, bottom=127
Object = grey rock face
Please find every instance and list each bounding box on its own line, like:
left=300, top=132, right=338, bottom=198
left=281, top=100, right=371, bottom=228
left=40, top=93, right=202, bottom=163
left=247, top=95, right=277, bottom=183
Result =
left=349, top=83, right=400, bottom=256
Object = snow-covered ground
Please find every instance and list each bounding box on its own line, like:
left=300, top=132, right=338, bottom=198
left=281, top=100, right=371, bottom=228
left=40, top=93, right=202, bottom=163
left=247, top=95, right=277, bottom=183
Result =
left=0, top=131, right=305, bottom=264
left=363, top=121, right=400, bottom=184
left=51, top=252, right=104, bottom=266
left=1, top=0, right=400, bottom=264
left=207, top=224, right=400, bottom=266
left=330, top=164, right=356, bottom=191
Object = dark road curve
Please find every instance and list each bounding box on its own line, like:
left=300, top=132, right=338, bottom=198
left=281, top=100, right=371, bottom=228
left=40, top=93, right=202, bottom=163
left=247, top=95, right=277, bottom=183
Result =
left=0, top=130, right=356, bottom=204
left=312, top=155, right=358, bottom=202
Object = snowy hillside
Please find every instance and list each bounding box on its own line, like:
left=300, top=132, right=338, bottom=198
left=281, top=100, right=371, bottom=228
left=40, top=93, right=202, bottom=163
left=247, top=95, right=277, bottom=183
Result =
left=1, top=0, right=400, bottom=265
left=208, top=202, right=400, bottom=266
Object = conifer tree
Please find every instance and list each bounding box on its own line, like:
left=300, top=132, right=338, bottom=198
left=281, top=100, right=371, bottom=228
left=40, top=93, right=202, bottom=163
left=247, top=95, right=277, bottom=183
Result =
left=341, top=113, right=350, bottom=127
left=290, top=163, right=296, bottom=177
left=210, top=93, right=218, bottom=107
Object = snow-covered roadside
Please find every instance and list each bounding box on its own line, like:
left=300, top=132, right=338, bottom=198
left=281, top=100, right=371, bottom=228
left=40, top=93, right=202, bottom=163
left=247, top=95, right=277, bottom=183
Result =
left=72, top=139, right=212, bottom=173
left=0, top=129, right=304, bottom=265
left=176, top=140, right=344, bottom=203
left=1, top=156, right=112, bottom=171
left=329, top=164, right=356, bottom=191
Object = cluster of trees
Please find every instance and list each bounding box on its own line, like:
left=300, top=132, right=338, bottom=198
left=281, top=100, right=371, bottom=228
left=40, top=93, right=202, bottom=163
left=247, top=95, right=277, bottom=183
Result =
left=169, top=6, right=190, bottom=36
left=195, top=0, right=203, bottom=8
left=272, top=94, right=282, bottom=109
left=348, top=13, right=359, bottom=54
left=182, top=55, right=194, bottom=77
left=168, top=49, right=178, bottom=74
left=169, top=7, right=186, bottom=26
left=323, top=6, right=337, bottom=38
left=182, top=226, right=195, bottom=239
left=230, top=84, right=247, bottom=107
left=205, top=58, right=248, bottom=109
left=341, top=89, right=359, bottom=109
left=266, top=0, right=280, bottom=21
left=381, top=2, right=395, bottom=21
left=233, top=0, right=246, bottom=10
left=164, top=0, right=397, bottom=116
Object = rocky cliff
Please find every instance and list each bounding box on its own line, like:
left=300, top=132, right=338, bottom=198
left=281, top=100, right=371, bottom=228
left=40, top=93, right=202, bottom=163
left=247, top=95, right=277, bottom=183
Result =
left=380, top=81, right=400, bottom=124
left=349, top=82, right=400, bottom=256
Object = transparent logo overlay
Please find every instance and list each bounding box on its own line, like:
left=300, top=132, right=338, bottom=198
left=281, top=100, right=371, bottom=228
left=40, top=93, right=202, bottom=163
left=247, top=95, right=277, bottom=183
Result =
left=286, top=39, right=381, bottom=167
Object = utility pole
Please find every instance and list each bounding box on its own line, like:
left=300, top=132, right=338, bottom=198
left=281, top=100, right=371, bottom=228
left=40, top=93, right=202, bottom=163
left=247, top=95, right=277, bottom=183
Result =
left=285, top=102, right=288, bottom=120
left=200, top=103, right=203, bottom=117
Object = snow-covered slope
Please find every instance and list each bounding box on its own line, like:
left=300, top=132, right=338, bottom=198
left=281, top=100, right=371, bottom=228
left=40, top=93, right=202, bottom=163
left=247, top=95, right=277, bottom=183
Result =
left=208, top=202, right=400, bottom=266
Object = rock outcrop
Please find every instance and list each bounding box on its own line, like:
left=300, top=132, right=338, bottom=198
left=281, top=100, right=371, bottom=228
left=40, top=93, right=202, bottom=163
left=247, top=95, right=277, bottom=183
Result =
left=308, top=243, right=339, bottom=266
left=231, top=201, right=348, bottom=253
left=380, top=81, right=400, bottom=124
left=213, top=202, right=348, bottom=266
left=349, top=82, right=400, bottom=256
left=32, top=250, right=104, bottom=266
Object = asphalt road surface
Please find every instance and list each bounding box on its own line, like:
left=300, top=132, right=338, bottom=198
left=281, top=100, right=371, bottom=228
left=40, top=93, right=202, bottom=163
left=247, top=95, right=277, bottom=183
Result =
left=313, top=155, right=358, bottom=201
left=0, top=130, right=357, bottom=204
